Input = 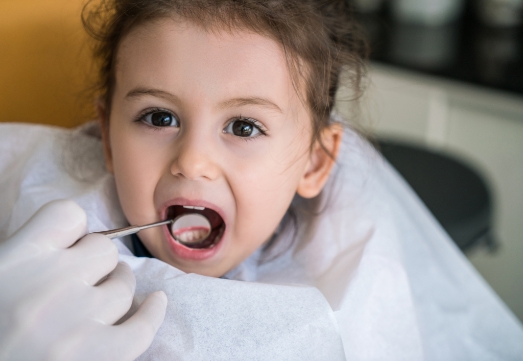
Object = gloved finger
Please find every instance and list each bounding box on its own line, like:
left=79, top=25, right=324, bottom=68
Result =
left=109, top=291, right=168, bottom=361
left=65, top=233, right=119, bottom=286
left=50, top=291, right=167, bottom=361
left=6, top=199, right=87, bottom=250
left=92, top=262, right=136, bottom=326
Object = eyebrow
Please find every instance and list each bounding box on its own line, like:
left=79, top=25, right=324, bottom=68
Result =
left=125, top=87, right=282, bottom=113
left=218, top=97, right=283, bottom=113
left=126, top=88, right=179, bottom=102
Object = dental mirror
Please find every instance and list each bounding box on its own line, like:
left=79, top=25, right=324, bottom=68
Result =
left=171, top=213, right=212, bottom=245
left=94, top=213, right=212, bottom=243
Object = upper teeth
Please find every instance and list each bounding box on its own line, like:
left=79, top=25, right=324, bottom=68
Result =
left=183, top=206, right=205, bottom=210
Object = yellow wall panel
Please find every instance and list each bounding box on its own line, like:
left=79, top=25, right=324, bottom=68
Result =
left=0, top=0, right=95, bottom=128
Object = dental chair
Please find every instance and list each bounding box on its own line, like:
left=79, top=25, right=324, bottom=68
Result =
left=378, top=139, right=497, bottom=253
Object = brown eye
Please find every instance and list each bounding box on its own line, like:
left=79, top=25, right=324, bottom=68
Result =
left=224, top=118, right=261, bottom=138
left=233, top=121, right=254, bottom=136
left=142, top=111, right=179, bottom=127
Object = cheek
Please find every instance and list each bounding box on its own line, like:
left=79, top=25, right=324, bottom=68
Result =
left=228, top=166, right=301, bottom=255
left=227, top=136, right=310, bottom=241
left=231, top=115, right=311, bottom=190
left=109, top=126, right=163, bottom=223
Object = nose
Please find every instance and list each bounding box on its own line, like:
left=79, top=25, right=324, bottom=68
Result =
left=170, top=132, right=220, bottom=181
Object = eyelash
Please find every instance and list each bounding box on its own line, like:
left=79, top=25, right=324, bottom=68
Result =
left=134, top=107, right=177, bottom=132
left=224, top=116, right=268, bottom=140
left=134, top=108, right=268, bottom=138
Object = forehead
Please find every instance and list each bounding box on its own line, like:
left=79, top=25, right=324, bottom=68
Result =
left=114, top=19, right=302, bottom=110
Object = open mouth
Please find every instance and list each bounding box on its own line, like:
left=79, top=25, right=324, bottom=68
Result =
left=166, top=205, right=225, bottom=249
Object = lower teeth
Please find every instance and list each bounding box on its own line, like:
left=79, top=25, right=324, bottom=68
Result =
left=172, top=224, right=224, bottom=249
left=167, top=210, right=225, bottom=249
left=175, top=228, right=210, bottom=244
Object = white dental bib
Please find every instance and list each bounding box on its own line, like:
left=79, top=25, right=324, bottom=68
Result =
left=1, top=122, right=522, bottom=360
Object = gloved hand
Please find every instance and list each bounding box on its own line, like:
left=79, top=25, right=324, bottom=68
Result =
left=0, top=199, right=167, bottom=361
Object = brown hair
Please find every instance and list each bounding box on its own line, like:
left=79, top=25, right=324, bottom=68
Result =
left=82, top=0, right=368, bottom=145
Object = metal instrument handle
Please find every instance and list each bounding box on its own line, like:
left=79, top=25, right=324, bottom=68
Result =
left=94, top=220, right=173, bottom=239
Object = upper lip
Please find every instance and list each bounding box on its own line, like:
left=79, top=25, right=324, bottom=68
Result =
left=160, top=197, right=228, bottom=226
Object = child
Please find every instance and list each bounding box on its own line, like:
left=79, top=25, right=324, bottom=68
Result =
left=1, top=0, right=522, bottom=359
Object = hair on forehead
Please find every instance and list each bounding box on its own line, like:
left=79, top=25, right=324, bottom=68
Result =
left=83, top=0, right=368, bottom=145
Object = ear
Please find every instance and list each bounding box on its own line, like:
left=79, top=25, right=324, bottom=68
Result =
left=96, top=98, right=114, bottom=173
left=297, top=124, right=343, bottom=199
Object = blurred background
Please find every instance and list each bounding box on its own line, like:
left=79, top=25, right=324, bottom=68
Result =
left=0, top=0, right=94, bottom=128
left=1, top=0, right=522, bottom=321
left=337, top=0, right=523, bottom=322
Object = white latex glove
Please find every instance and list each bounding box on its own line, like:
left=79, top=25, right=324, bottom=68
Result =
left=0, top=200, right=167, bottom=361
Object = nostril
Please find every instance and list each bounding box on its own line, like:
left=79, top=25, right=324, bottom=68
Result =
left=169, top=151, right=219, bottom=181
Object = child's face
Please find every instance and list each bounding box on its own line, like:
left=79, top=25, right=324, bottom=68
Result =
left=104, top=19, right=339, bottom=277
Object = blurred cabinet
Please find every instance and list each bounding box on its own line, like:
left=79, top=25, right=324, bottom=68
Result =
left=336, top=63, right=523, bottom=321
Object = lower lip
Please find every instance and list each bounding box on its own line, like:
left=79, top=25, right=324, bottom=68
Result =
left=162, top=224, right=225, bottom=261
